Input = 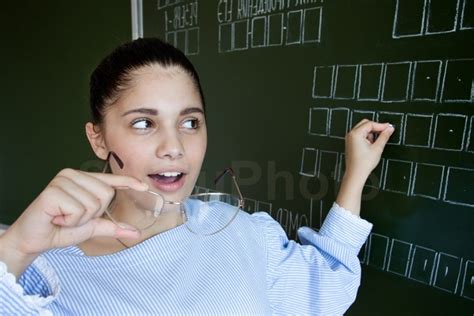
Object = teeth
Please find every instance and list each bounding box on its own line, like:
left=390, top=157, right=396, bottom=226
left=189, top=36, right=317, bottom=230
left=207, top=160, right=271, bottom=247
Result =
left=159, top=172, right=181, bottom=177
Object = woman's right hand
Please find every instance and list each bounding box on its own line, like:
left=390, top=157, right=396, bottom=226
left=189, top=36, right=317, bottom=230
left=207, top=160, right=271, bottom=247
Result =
left=0, top=169, right=148, bottom=277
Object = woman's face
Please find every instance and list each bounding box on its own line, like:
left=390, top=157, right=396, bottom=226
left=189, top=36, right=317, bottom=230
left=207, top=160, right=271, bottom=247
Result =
left=97, top=65, right=207, bottom=203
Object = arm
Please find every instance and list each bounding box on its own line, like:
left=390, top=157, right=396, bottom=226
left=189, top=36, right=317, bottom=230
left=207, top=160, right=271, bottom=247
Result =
left=258, top=207, right=372, bottom=315
left=263, top=120, right=394, bottom=314
left=0, top=169, right=145, bottom=278
left=336, top=120, right=395, bottom=216
left=0, top=169, right=146, bottom=313
left=0, top=235, right=38, bottom=279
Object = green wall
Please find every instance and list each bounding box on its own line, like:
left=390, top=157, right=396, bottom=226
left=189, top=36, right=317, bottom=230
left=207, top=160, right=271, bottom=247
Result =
left=0, top=1, right=131, bottom=225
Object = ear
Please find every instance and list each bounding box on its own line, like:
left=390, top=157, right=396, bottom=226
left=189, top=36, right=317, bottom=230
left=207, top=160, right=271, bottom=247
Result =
left=85, top=122, right=109, bottom=160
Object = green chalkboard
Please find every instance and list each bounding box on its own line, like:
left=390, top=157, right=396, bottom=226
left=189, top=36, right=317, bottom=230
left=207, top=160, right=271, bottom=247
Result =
left=0, top=0, right=132, bottom=224
left=143, top=0, right=474, bottom=314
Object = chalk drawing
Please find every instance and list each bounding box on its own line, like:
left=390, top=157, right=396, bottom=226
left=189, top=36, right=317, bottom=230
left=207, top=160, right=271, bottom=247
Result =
left=425, top=0, right=461, bottom=35
left=381, top=61, right=413, bottom=103
left=366, top=158, right=385, bottom=189
left=411, top=60, right=442, bottom=102
left=334, top=65, right=359, bottom=100
left=392, top=0, right=427, bottom=38
left=367, top=233, right=390, bottom=270
left=403, top=113, right=434, bottom=148
left=460, top=0, right=474, bottom=29
left=383, top=159, right=414, bottom=195
left=387, top=239, right=413, bottom=277
left=312, top=65, right=335, bottom=99
left=433, top=252, right=463, bottom=294
left=308, top=107, right=330, bottom=136
left=460, top=260, right=474, bottom=300
left=408, top=245, right=438, bottom=285
left=411, top=162, right=445, bottom=200
left=251, top=16, right=267, bottom=48
left=376, top=111, right=405, bottom=145
left=267, top=13, right=285, bottom=46
left=432, top=113, right=468, bottom=151
left=328, top=107, right=351, bottom=139
left=466, top=116, right=474, bottom=153
left=300, top=147, right=318, bottom=177
left=441, top=58, right=474, bottom=103
left=357, top=63, right=384, bottom=101
left=317, top=150, right=339, bottom=180
left=443, top=166, right=474, bottom=207
left=350, top=110, right=376, bottom=128
left=303, top=7, right=323, bottom=43
left=286, top=9, right=304, bottom=45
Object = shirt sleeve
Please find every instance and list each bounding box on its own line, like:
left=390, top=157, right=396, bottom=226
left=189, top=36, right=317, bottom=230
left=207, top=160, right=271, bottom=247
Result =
left=253, top=202, right=372, bottom=315
left=0, top=256, right=59, bottom=315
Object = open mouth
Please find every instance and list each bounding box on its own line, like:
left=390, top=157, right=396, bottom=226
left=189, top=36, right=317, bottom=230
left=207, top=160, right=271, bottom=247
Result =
left=148, top=172, right=184, bottom=184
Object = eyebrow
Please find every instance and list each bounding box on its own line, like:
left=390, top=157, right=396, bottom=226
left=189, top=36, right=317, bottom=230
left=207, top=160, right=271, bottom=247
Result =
left=122, top=108, right=158, bottom=116
left=180, top=107, right=204, bottom=116
left=122, top=107, right=204, bottom=117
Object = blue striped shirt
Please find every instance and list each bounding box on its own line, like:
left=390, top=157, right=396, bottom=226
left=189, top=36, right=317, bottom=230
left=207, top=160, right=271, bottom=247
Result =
left=0, top=203, right=372, bottom=315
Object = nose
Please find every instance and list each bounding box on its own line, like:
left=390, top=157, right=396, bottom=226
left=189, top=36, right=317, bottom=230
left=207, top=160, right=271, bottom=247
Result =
left=155, top=129, right=184, bottom=160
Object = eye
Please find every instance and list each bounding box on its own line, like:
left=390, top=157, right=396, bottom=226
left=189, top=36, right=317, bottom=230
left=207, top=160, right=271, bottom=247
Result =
left=181, top=118, right=200, bottom=130
left=131, top=118, right=153, bottom=130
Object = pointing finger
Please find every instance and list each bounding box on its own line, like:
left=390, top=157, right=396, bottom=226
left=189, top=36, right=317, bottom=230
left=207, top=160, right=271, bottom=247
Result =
left=87, top=172, right=149, bottom=191
left=57, top=169, right=148, bottom=192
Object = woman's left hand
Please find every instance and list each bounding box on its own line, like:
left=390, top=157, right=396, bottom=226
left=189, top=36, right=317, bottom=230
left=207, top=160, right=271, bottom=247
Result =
left=335, top=119, right=394, bottom=216
left=344, top=119, right=395, bottom=184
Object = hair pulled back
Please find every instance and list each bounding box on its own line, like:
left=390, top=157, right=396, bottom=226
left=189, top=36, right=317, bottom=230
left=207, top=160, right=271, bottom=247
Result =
left=89, top=37, right=205, bottom=124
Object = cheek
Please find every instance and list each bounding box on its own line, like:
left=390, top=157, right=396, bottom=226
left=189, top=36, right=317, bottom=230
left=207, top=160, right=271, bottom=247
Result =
left=109, top=141, right=152, bottom=175
left=185, top=136, right=207, bottom=165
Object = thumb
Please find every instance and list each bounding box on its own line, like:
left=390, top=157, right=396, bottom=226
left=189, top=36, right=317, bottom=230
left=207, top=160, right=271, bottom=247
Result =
left=373, top=125, right=395, bottom=151
left=86, top=218, right=140, bottom=240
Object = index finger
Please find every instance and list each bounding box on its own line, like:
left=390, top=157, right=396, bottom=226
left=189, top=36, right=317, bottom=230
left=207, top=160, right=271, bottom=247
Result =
left=86, top=172, right=149, bottom=191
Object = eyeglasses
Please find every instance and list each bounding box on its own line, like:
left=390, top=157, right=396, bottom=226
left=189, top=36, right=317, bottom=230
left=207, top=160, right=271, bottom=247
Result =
left=102, top=152, right=244, bottom=236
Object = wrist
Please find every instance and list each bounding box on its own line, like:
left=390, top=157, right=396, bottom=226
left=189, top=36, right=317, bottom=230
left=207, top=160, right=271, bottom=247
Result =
left=336, top=174, right=364, bottom=216
left=0, top=230, right=38, bottom=278
left=341, top=170, right=367, bottom=190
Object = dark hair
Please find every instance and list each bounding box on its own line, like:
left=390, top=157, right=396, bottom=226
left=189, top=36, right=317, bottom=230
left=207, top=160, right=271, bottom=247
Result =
left=89, top=37, right=205, bottom=124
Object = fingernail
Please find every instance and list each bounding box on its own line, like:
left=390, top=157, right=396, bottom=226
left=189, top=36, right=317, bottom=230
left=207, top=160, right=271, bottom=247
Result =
left=388, top=123, right=395, bottom=129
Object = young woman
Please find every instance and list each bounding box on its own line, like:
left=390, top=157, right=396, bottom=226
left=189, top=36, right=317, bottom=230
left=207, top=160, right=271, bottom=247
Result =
left=0, top=38, right=394, bottom=315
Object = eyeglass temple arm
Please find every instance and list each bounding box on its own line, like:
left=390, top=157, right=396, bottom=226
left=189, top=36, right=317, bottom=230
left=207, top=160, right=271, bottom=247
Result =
left=214, top=168, right=245, bottom=209
left=102, top=151, right=125, bottom=173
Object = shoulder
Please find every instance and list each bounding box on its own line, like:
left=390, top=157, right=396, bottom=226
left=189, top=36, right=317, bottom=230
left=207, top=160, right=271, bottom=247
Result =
left=232, top=210, right=289, bottom=247
left=244, top=211, right=285, bottom=234
left=235, top=209, right=280, bottom=229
